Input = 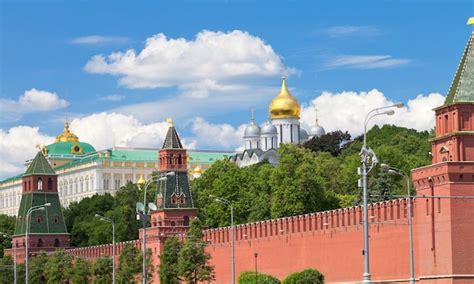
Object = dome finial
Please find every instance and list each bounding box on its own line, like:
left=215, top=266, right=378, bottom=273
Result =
left=251, top=108, right=255, bottom=124
left=166, top=117, right=174, bottom=127
left=314, top=106, right=320, bottom=126
left=55, top=114, right=79, bottom=143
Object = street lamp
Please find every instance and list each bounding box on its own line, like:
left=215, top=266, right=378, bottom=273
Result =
left=136, top=172, right=175, bottom=284
left=380, top=164, right=415, bottom=284
left=1, top=232, right=16, bottom=284
left=95, top=214, right=115, bottom=284
left=25, top=202, right=51, bottom=284
left=360, top=103, right=403, bottom=283
left=209, top=195, right=235, bottom=284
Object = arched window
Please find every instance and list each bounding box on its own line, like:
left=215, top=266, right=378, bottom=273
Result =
left=37, top=178, right=43, bottom=190
left=48, top=178, right=53, bottom=190
left=36, top=216, right=42, bottom=224
left=54, top=239, right=60, bottom=247
left=37, top=239, right=43, bottom=247
left=183, top=216, right=190, bottom=226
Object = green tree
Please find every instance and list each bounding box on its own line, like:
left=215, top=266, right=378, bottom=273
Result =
left=0, top=214, right=16, bottom=257
left=270, top=144, right=329, bottom=218
left=92, top=257, right=112, bottom=284
left=117, top=244, right=141, bottom=283
left=282, top=268, right=324, bottom=284
left=238, top=271, right=281, bottom=284
left=71, top=257, right=92, bottom=284
left=304, top=130, right=351, bottom=156
left=16, top=263, right=26, bottom=284
left=29, top=252, right=48, bottom=284
left=178, top=219, right=214, bottom=283
left=0, top=256, right=14, bottom=284
left=159, top=236, right=183, bottom=284
left=44, top=249, right=74, bottom=284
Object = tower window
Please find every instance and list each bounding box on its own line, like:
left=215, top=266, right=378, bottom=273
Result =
left=37, top=178, right=43, bottom=190
left=48, top=178, right=53, bottom=190
left=53, top=215, right=59, bottom=224
left=37, top=239, right=43, bottom=247
left=54, top=239, right=60, bottom=247
left=36, top=216, right=42, bottom=224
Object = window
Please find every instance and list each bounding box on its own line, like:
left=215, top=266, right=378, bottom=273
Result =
left=103, top=179, right=110, bottom=190
left=37, top=239, right=43, bottom=247
left=53, top=215, right=59, bottom=224
left=54, top=239, right=60, bottom=247
left=36, top=216, right=42, bottom=224
left=47, top=178, right=52, bottom=190
left=183, top=216, right=190, bottom=226
left=37, top=178, right=43, bottom=190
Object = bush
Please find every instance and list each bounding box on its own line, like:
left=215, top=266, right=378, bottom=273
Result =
left=238, top=271, right=280, bottom=284
left=282, top=268, right=324, bottom=284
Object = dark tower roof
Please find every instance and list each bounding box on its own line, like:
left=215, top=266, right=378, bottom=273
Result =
left=162, top=126, right=183, bottom=149
left=444, top=31, right=474, bottom=105
left=24, top=151, right=56, bottom=177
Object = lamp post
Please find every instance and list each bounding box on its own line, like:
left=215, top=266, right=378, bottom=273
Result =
left=254, top=252, right=258, bottom=284
left=380, top=164, right=415, bottom=284
left=360, top=103, right=403, bottom=283
left=95, top=214, right=115, bottom=284
left=136, top=172, right=174, bottom=284
left=1, top=232, right=16, bottom=284
left=210, top=195, right=234, bottom=284
left=25, top=203, right=51, bottom=284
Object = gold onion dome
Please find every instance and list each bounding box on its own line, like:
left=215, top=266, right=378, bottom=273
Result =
left=269, top=78, right=301, bottom=119
left=55, top=120, right=79, bottom=143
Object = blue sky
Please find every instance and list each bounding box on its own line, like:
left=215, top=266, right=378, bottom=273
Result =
left=0, top=0, right=473, bottom=178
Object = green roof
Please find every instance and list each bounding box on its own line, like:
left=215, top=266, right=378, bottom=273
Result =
left=188, top=150, right=233, bottom=164
left=14, top=192, right=68, bottom=236
left=46, top=141, right=96, bottom=156
left=0, top=173, right=23, bottom=185
left=445, top=31, right=474, bottom=105
left=24, top=152, right=56, bottom=177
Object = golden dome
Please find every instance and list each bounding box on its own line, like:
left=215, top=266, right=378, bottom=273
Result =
left=55, top=120, right=79, bottom=143
left=269, top=78, right=301, bottom=119
left=193, top=165, right=203, bottom=174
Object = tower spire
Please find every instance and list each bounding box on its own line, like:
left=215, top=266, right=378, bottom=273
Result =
left=314, top=106, right=320, bottom=126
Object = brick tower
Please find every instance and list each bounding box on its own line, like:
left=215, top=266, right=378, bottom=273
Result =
left=9, top=151, right=70, bottom=262
left=411, top=30, right=474, bottom=283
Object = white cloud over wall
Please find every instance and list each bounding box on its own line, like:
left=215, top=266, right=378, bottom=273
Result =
left=300, top=89, right=445, bottom=137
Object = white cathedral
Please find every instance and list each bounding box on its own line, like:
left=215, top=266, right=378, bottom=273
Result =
left=231, top=78, right=325, bottom=167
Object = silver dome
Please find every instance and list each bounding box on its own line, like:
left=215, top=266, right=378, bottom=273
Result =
left=261, top=121, right=277, bottom=135
left=310, top=125, right=325, bottom=138
left=244, top=122, right=261, bottom=137
left=300, top=128, right=309, bottom=141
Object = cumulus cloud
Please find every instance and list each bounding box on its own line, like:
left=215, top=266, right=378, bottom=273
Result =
left=190, top=117, right=246, bottom=149
left=300, top=89, right=445, bottom=137
left=324, top=55, right=410, bottom=69
left=0, top=89, right=69, bottom=120
left=69, top=35, right=129, bottom=45
left=0, top=126, right=54, bottom=180
left=324, top=25, right=381, bottom=37
left=84, top=30, right=289, bottom=93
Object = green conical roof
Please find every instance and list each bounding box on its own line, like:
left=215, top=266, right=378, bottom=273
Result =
left=444, top=31, right=474, bottom=105
left=24, top=151, right=56, bottom=177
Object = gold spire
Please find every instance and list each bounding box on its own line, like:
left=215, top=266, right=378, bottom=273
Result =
left=268, top=77, right=301, bottom=119
left=55, top=117, right=79, bottom=143
left=166, top=117, right=174, bottom=127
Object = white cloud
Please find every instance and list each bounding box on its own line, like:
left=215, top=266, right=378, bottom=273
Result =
left=69, top=112, right=171, bottom=150
left=324, top=55, right=410, bottom=69
left=69, top=35, right=129, bottom=45
left=0, top=126, right=54, bottom=180
left=100, top=94, right=125, bottom=101
left=0, top=89, right=69, bottom=120
left=300, top=89, right=445, bottom=137
left=324, top=25, right=380, bottom=37
left=84, top=30, right=288, bottom=92
left=189, top=117, right=245, bottom=149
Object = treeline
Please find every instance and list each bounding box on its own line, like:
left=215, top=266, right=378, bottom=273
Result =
left=0, top=125, right=431, bottom=250
left=0, top=245, right=152, bottom=284
left=192, top=125, right=432, bottom=228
